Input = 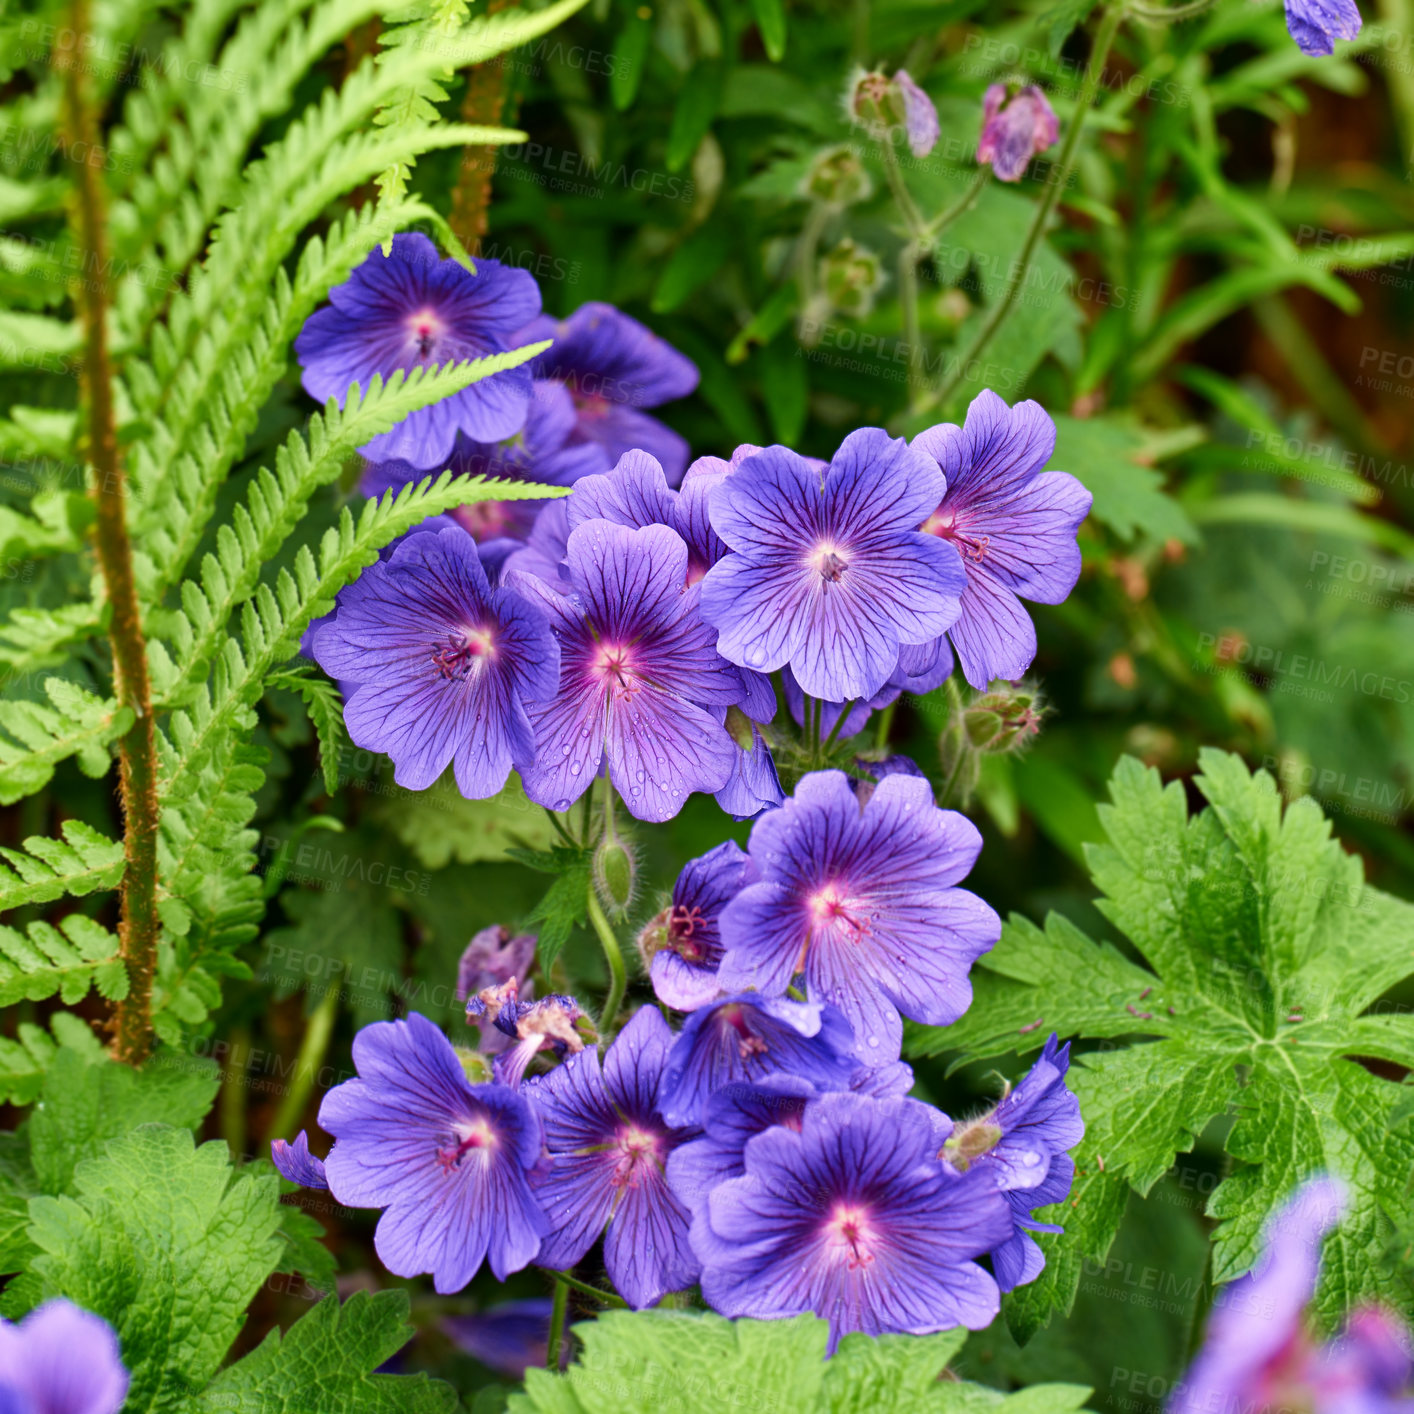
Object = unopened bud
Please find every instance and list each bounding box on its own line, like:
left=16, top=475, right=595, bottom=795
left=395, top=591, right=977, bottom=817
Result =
left=636, top=905, right=672, bottom=972
left=963, top=685, right=1046, bottom=754
left=820, top=238, right=883, bottom=318
left=942, top=1120, right=1003, bottom=1173
left=593, top=834, right=637, bottom=917
left=801, top=145, right=872, bottom=207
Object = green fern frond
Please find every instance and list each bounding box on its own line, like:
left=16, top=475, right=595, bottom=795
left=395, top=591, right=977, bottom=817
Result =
left=0, top=1012, right=103, bottom=1106
left=157, top=352, right=549, bottom=702
left=159, top=471, right=567, bottom=804
left=268, top=667, right=345, bottom=795
left=0, top=819, right=125, bottom=914
left=0, top=605, right=104, bottom=678
left=0, top=914, right=126, bottom=1006
left=0, top=679, right=133, bottom=806
left=0, top=406, right=76, bottom=460
left=0, top=310, right=80, bottom=369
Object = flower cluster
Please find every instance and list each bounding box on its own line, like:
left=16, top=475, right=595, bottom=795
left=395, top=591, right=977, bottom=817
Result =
left=273, top=764, right=1085, bottom=1351
left=298, top=239, right=1091, bottom=825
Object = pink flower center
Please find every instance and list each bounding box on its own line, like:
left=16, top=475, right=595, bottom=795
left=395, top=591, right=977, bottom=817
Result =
left=721, top=1003, right=769, bottom=1060
left=922, top=508, right=989, bottom=562
left=807, top=884, right=871, bottom=942
left=452, top=501, right=514, bottom=539
left=613, top=1125, right=661, bottom=1188
left=668, top=903, right=709, bottom=962
left=431, top=627, right=497, bottom=679
left=592, top=642, right=638, bottom=695
left=408, top=307, right=444, bottom=359
left=436, top=1118, right=498, bottom=1171
left=825, top=1203, right=876, bottom=1270
left=809, top=542, right=849, bottom=583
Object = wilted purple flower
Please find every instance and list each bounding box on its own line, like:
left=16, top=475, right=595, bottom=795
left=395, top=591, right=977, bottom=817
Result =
left=466, top=986, right=588, bottom=1088
left=895, top=71, right=939, bottom=158
left=0, top=1299, right=129, bottom=1414
left=701, top=430, right=965, bottom=702
left=977, top=84, right=1059, bottom=183
left=362, top=381, right=611, bottom=542
left=521, top=303, right=699, bottom=483
left=311, top=527, right=558, bottom=797
left=941, top=1034, right=1083, bottom=1291
left=318, top=1012, right=549, bottom=1292
left=1285, top=0, right=1361, bottom=56
left=911, top=390, right=1091, bottom=690
left=457, top=926, right=538, bottom=1055
left=296, top=233, right=542, bottom=468
left=511, top=519, right=747, bottom=822
left=658, top=994, right=857, bottom=1127
left=442, top=1300, right=570, bottom=1378
left=694, top=1092, right=1011, bottom=1353
left=1170, top=1178, right=1353, bottom=1414
left=643, top=840, right=752, bottom=1011
left=717, top=769, right=999, bottom=1060
left=525, top=1007, right=698, bottom=1309
left=271, top=1130, right=329, bottom=1190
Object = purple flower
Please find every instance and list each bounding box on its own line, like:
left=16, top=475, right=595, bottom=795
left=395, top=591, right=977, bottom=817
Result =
left=361, top=381, right=611, bottom=542
left=442, top=1300, right=570, bottom=1378
left=311, top=526, right=558, bottom=797
left=911, top=390, right=1091, bottom=690
left=295, top=233, right=542, bottom=468
left=466, top=988, right=588, bottom=1088
left=941, top=1035, right=1084, bottom=1291
left=0, top=1299, right=129, bottom=1414
left=1170, top=1178, right=1352, bottom=1414
left=318, top=1012, right=549, bottom=1292
left=717, top=769, right=999, bottom=1061
left=457, top=926, right=538, bottom=1055
left=694, top=1092, right=1011, bottom=1353
left=521, top=303, right=699, bottom=482
left=782, top=664, right=892, bottom=743
left=1285, top=0, right=1361, bottom=56
left=895, top=71, right=939, bottom=158
left=525, top=1007, right=698, bottom=1309
left=700, top=430, right=965, bottom=702
left=644, top=840, right=753, bottom=1012
left=510, top=519, right=748, bottom=822
left=977, top=84, right=1059, bottom=183
left=271, top=1130, right=329, bottom=1190
left=504, top=499, right=573, bottom=589
left=658, top=994, right=857, bottom=1127
left=714, top=713, right=786, bottom=821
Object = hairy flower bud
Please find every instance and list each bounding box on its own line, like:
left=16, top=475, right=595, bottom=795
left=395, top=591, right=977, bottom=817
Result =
left=820, top=238, right=884, bottom=318
left=964, top=685, right=1046, bottom=755
left=942, top=1120, right=1004, bottom=1174
left=593, top=831, right=637, bottom=917
left=800, top=145, right=873, bottom=207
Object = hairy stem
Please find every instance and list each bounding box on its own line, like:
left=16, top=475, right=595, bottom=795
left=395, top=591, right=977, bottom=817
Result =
left=63, top=0, right=161, bottom=1066
left=449, top=0, right=516, bottom=248
left=265, top=986, right=340, bottom=1152
left=552, top=1269, right=628, bottom=1308
left=587, top=881, right=627, bottom=1036
left=546, top=1275, right=569, bottom=1371
left=1128, top=0, right=1216, bottom=19
left=926, top=3, right=1124, bottom=414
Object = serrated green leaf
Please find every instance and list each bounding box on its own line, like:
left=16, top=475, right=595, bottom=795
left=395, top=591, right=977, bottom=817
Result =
left=907, top=750, right=1414, bottom=1340
left=371, top=772, right=557, bottom=868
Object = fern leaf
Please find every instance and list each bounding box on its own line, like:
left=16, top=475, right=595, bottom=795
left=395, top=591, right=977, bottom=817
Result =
left=0, top=820, right=126, bottom=914
left=156, top=351, right=549, bottom=702
left=0, top=679, right=133, bottom=805
left=268, top=668, right=345, bottom=794
left=0, top=605, right=104, bottom=678
left=0, top=1013, right=103, bottom=1106
left=0, top=914, right=126, bottom=1007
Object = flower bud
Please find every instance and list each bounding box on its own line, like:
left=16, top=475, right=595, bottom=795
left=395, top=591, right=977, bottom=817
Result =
left=820, top=238, right=884, bottom=318
left=635, top=904, right=672, bottom=972
left=593, top=833, right=637, bottom=917
left=942, top=1119, right=1003, bottom=1173
left=800, top=145, right=873, bottom=207
left=456, top=1049, right=495, bottom=1085
left=844, top=68, right=938, bottom=158
left=963, top=685, right=1046, bottom=755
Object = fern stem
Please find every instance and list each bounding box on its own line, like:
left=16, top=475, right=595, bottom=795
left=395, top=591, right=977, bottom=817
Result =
left=449, top=0, right=516, bottom=248
left=63, top=0, right=161, bottom=1066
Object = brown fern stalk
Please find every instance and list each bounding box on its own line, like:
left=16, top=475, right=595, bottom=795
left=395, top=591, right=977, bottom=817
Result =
left=62, top=0, right=161, bottom=1065
left=449, top=0, right=517, bottom=249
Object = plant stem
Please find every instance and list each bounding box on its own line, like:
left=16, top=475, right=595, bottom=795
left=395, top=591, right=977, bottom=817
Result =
left=546, top=1275, right=569, bottom=1371
left=62, top=0, right=161, bottom=1067
left=925, top=2, right=1124, bottom=415
left=219, top=1026, right=250, bottom=1161
left=587, top=882, right=626, bottom=1036
left=553, top=1269, right=628, bottom=1308
left=794, top=202, right=832, bottom=338
left=821, top=702, right=855, bottom=755
left=265, top=986, right=339, bottom=1152
left=873, top=700, right=897, bottom=751
left=1128, top=0, right=1216, bottom=19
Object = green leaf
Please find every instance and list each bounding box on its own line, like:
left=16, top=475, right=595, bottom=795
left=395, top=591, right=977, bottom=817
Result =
left=509, top=1311, right=1095, bottom=1412
left=268, top=668, right=345, bottom=795
left=1040, top=0, right=1100, bottom=56
left=0, top=818, right=125, bottom=913
left=0, top=1014, right=103, bottom=1106
left=27, top=1128, right=287, bottom=1409
left=371, top=772, right=557, bottom=868
left=191, top=1290, right=457, bottom=1413
left=0, top=679, right=134, bottom=805
left=0, top=914, right=125, bottom=1007
left=747, top=0, right=788, bottom=60
left=611, top=11, right=653, bottom=112
left=666, top=60, right=724, bottom=172
left=28, top=1047, right=220, bottom=1196
left=907, top=750, right=1414, bottom=1340
left=509, top=845, right=593, bottom=971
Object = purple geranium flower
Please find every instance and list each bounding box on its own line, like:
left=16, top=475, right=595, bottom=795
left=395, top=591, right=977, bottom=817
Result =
left=694, top=1092, right=1011, bottom=1353
left=1285, top=0, right=1361, bottom=55
left=717, top=769, right=999, bottom=1061
left=700, top=430, right=965, bottom=702
left=510, top=519, right=748, bottom=822
left=442, top=1300, right=570, bottom=1378
left=658, top=994, right=858, bottom=1127
left=782, top=664, right=893, bottom=743
left=0, top=1299, right=129, bottom=1414
left=941, top=1035, right=1084, bottom=1291
left=977, top=84, right=1059, bottom=183
left=525, top=1007, right=698, bottom=1309
left=521, top=303, right=699, bottom=483
left=504, top=499, right=573, bottom=589
left=296, top=233, right=542, bottom=468
left=714, top=712, right=786, bottom=821
left=895, top=70, right=939, bottom=158
left=644, top=840, right=753, bottom=1011
left=362, top=382, right=611, bottom=543
left=466, top=987, right=588, bottom=1088
left=271, top=1130, right=329, bottom=1190
left=311, top=526, right=558, bottom=797
left=911, top=390, right=1091, bottom=690
left=317, top=1012, right=549, bottom=1292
